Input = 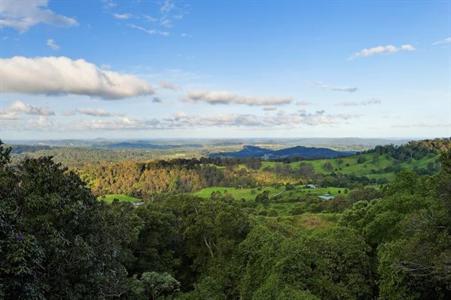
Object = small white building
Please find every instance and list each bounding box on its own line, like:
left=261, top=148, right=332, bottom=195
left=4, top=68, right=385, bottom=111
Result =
left=319, top=194, right=335, bottom=201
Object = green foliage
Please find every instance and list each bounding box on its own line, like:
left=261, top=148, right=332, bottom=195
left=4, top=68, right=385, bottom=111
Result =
left=0, top=155, right=131, bottom=298
left=237, top=223, right=372, bottom=299
left=131, top=272, right=180, bottom=300
left=98, top=193, right=142, bottom=203
left=276, top=228, right=372, bottom=299
left=340, top=152, right=451, bottom=299
left=252, top=274, right=320, bottom=300
left=255, top=190, right=270, bottom=206
left=0, top=140, right=11, bottom=166
left=131, top=204, right=180, bottom=275
left=238, top=222, right=290, bottom=299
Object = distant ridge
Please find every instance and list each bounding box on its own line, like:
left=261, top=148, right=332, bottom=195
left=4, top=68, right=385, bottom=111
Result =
left=209, top=145, right=355, bottom=159
left=106, top=142, right=202, bottom=150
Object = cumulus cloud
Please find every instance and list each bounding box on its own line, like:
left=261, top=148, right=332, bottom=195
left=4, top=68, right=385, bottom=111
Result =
left=46, top=38, right=59, bottom=50
left=432, top=37, right=451, bottom=46
left=0, top=100, right=54, bottom=120
left=351, top=44, right=415, bottom=58
left=0, top=0, right=78, bottom=32
left=186, top=90, right=293, bottom=106
left=0, top=56, right=154, bottom=99
left=336, top=98, right=381, bottom=106
left=313, top=81, right=358, bottom=93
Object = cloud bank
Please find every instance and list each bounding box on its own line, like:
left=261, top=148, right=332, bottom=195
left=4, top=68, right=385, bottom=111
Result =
left=186, top=90, right=293, bottom=106
left=75, top=110, right=357, bottom=131
left=0, top=56, right=154, bottom=99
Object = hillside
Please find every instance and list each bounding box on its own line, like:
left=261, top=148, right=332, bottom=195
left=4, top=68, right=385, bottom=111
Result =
left=210, top=145, right=355, bottom=159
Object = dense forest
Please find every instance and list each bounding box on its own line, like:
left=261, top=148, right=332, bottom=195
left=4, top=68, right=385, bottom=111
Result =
left=1, top=139, right=450, bottom=299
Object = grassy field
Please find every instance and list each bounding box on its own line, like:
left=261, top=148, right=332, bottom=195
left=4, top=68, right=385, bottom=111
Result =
left=193, top=185, right=346, bottom=201
left=289, top=212, right=339, bottom=229
left=260, top=152, right=438, bottom=180
left=98, top=194, right=142, bottom=203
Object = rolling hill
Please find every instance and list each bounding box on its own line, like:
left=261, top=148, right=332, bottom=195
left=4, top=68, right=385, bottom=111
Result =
left=209, top=145, right=355, bottom=159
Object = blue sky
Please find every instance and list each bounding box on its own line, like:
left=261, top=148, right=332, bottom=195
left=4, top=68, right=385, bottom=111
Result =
left=0, top=0, right=450, bottom=140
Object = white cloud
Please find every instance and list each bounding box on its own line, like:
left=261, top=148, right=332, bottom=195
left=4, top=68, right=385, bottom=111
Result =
left=9, top=100, right=54, bottom=115
left=76, top=110, right=358, bottom=131
left=113, top=13, right=131, bottom=20
left=167, top=110, right=357, bottom=128
left=186, top=90, right=293, bottom=106
left=46, top=38, right=59, bottom=50
left=0, top=56, right=154, bottom=99
left=0, top=110, right=17, bottom=120
left=76, top=108, right=115, bottom=117
left=77, top=117, right=160, bottom=130
left=123, top=0, right=185, bottom=37
left=27, top=115, right=54, bottom=129
left=337, top=98, right=381, bottom=106
left=0, top=100, right=54, bottom=120
left=102, top=0, right=116, bottom=9
left=127, top=24, right=169, bottom=36
left=313, top=81, right=358, bottom=93
left=297, top=110, right=357, bottom=126
left=160, top=0, right=175, bottom=13
left=351, top=44, right=415, bottom=58
left=432, top=37, right=451, bottom=46
left=160, top=17, right=172, bottom=28
left=0, top=0, right=77, bottom=32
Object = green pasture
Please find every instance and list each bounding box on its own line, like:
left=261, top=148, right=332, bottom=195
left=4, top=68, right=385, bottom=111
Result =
left=98, top=194, right=142, bottom=203
left=193, top=185, right=346, bottom=202
left=260, top=152, right=438, bottom=179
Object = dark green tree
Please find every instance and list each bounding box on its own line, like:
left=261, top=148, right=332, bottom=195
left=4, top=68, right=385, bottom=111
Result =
left=0, top=148, right=130, bottom=298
